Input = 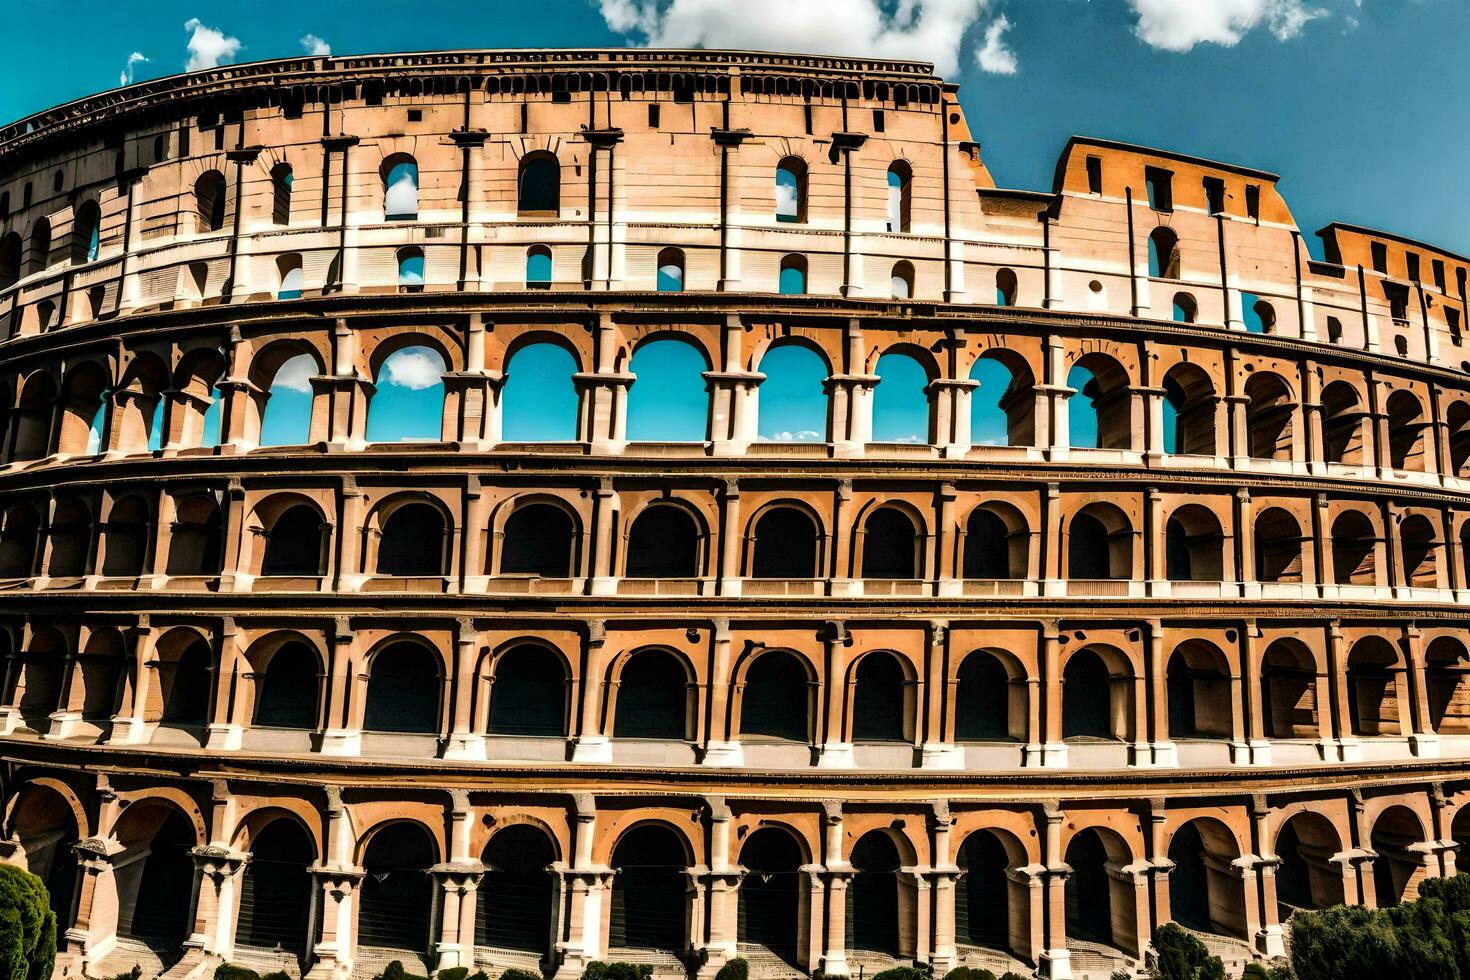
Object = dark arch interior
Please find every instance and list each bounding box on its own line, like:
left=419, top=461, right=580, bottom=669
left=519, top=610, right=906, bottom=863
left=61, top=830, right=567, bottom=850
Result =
left=751, top=508, right=819, bottom=579
left=377, top=504, right=445, bottom=576
left=363, top=643, right=440, bottom=734
left=262, top=506, right=325, bottom=576
left=1064, top=829, right=1113, bottom=945
left=1068, top=512, right=1113, bottom=579
left=488, top=645, right=567, bottom=736
left=1168, top=822, right=1211, bottom=932
left=237, top=819, right=314, bottom=952
left=851, top=653, right=906, bottom=742
left=160, top=640, right=211, bottom=726
left=102, top=497, right=150, bottom=577
left=252, top=643, right=319, bottom=729
left=848, top=832, right=901, bottom=955
left=1062, top=649, right=1112, bottom=740
left=613, top=650, right=687, bottom=740
left=519, top=156, right=561, bottom=213
left=358, top=823, right=436, bottom=952
left=1166, top=646, right=1230, bottom=739
left=609, top=825, right=687, bottom=952
left=500, top=504, right=575, bottom=577
left=956, top=831, right=1011, bottom=951
left=862, top=509, right=918, bottom=579
left=955, top=652, right=1013, bottom=741
left=478, top=825, right=557, bottom=952
left=963, top=507, right=1018, bottom=579
left=1261, top=644, right=1316, bottom=739
left=738, top=828, right=803, bottom=963
left=125, top=808, right=196, bottom=946
left=626, top=507, right=699, bottom=578
left=740, top=651, right=809, bottom=742
left=165, top=499, right=223, bottom=576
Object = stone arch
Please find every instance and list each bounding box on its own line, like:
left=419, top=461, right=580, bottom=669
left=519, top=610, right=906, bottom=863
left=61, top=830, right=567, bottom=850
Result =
left=624, top=500, right=706, bottom=579
left=166, top=492, right=223, bottom=576
left=956, top=826, right=1031, bottom=960
left=1321, top=380, right=1367, bottom=465
left=1244, top=372, right=1296, bottom=461
left=380, top=153, right=419, bottom=221
left=1446, top=399, right=1470, bottom=477
left=15, top=627, right=66, bottom=729
left=9, top=371, right=56, bottom=462
left=152, top=628, right=213, bottom=730
left=1166, top=818, right=1246, bottom=939
left=627, top=334, right=711, bottom=442
left=1426, top=636, right=1470, bottom=734
left=0, top=501, right=42, bottom=579
left=1148, top=226, right=1180, bottom=279
left=847, top=649, right=915, bottom=743
left=1347, top=635, right=1406, bottom=737
left=1371, top=805, right=1428, bottom=907
left=5, top=780, right=84, bottom=929
left=478, top=822, right=558, bottom=955
left=736, top=648, right=813, bottom=742
left=608, top=647, right=694, bottom=741
left=608, top=822, right=691, bottom=953
left=870, top=347, right=934, bottom=445
left=753, top=338, right=831, bottom=444
left=485, top=642, right=570, bottom=737
left=99, top=493, right=150, bottom=578
left=1400, top=513, right=1441, bottom=589
left=1330, top=509, right=1378, bottom=585
left=357, top=819, right=439, bottom=954
left=56, top=359, right=111, bottom=456
left=112, top=351, right=170, bottom=454
left=1164, top=502, right=1224, bottom=582
left=243, top=633, right=324, bottom=731
left=255, top=495, right=330, bottom=578
left=1255, top=507, right=1305, bottom=583
left=747, top=502, right=823, bottom=579
left=46, top=493, right=92, bottom=579
left=1162, top=362, right=1217, bottom=456
left=1066, top=502, right=1134, bottom=580
left=369, top=495, right=451, bottom=577
left=1260, top=638, right=1320, bottom=739
left=1062, top=644, right=1136, bottom=742
left=969, top=348, right=1036, bottom=448
left=962, top=500, right=1030, bottom=579
left=234, top=812, right=316, bottom=954
left=111, top=798, right=203, bottom=948
left=954, top=648, right=1027, bottom=742
left=194, top=169, right=228, bottom=232
left=738, top=825, right=807, bottom=967
left=364, top=343, right=448, bottom=442
left=857, top=503, right=924, bottom=580
left=849, top=829, right=906, bottom=956
left=75, top=627, right=125, bottom=722
left=1273, top=810, right=1345, bottom=912
left=489, top=494, right=581, bottom=578
left=363, top=638, right=444, bottom=735
left=1385, top=389, right=1428, bottom=472
left=518, top=151, right=562, bottom=215
left=501, top=337, right=581, bottom=441
left=1063, top=825, right=1138, bottom=956
left=1068, top=351, right=1132, bottom=451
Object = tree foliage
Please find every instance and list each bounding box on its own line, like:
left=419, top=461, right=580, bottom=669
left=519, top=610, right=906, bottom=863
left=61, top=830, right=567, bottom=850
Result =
left=1289, top=872, right=1470, bottom=980
left=0, top=863, right=56, bottom=980
left=1146, top=923, right=1226, bottom=980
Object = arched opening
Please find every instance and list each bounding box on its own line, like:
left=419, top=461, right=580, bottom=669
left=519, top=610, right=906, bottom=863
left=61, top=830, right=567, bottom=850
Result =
left=166, top=494, right=223, bottom=576
left=8, top=784, right=81, bottom=930
left=261, top=504, right=327, bottom=577
left=15, top=632, right=64, bottom=728
left=525, top=244, right=553, bottom=289
left=1166, top=641, right=1231, bottom=739
left=518, top=154, right=561, bottom=214
left=358, top=823, right=436, bottom=953
left=1386, top=391, right=1428, bottom=471
left=251, top=643, right=319, bottom=730
left=995, top=268, right=1018, bottom=307
left=1254, top=508, right=1304, bottom=583
left=872, top=352, right=931, bottom=444
left=1274, top=812, right=1344, bottom=915
left=396, top=246, right=425, bottom=292
left=628, top=338, right=709, bottom=442
left=1446, top=401, right=1470, bottom=477
left=1064, top=829, right=1131, bottom=953
left=890, top=260, right=914, bottom=299
left=363, top=643, right=440, bottom=734
left=1168, top=821, right=1245, bottom=939
left=0, top=504, right=41, bottom=579
left=778, top=254, right=807, bottom=295
left=955, top=651, right=1021, bottom=742
left=478, top=825, right=557, bottom=954
left=956, top=831, right=1015, bottom=955
left=383, top=157, right=419, bottom=221
left=1162, top=364, right=1216, bottom=456
left=1067, top=354, right=1131, bottom=450
left=886, top=162, right=912, bottom=233
left=1346, top=637, right=1402, bottom=737
left=751, top=507, right=819, bottom=579
left=851, top=652, right=908, bottom=743
left=46, top=496, right=91, bottom=578
left=25, top=217, right=50, bottom=272
left=1330, top=511, right=1377, bottom=585
left=963, top=504, right=1027, bottom=579
left=500, top=503, right=576, bottom=577
left=626, top=505, right=700, bottom=578
left=158, top=636, right=212, bottom=727
left=1260, top=640, right=1318, bottom=739
left=117, top=805, right=196, bottom=948
left=0, top=232, right=22, bottom=288
left=609, top=825, right=688, bottom=952
left=1244, top=373, right=1295, bottom=461
left=77, top=630, right=124, bottom=723
left=73, top=200, right=101, bottom=263
left=738, top=828, right=803, bottom=966
left=259, top=353, right=318, bottom=447
left=1067, top=504, right=1132, bottom=580
left=775, top=158, right=806, bottom=223
left=276, top=253, right=303, bottom=299
left=367, top=346, right=446, bottom=443
left=849, top=832, right=902, bottom=956
left=10, top=373, right=55, bottom=462
left=487, top=645, right=567, bottom=736
left=502, top=342, right=579, bottom=440
left=970, top=354, right=1036, bottom=448
left=58, top=361, right=109, bottom=456
left=613, top=650, right=688, bottom=740
left=376, top=503, right=447, bottom=577
left=740, top=651, right=809, bottom=742
left=1371, top=807, right=1427, bottom=907
left=1172, top=293, right=1197, bottom=323
left=756, top=343, right=828, bottom=444
left=1062, top=648, right=1130, bottom=741
left=861, top=508, right=919, bottom=579
left=1425, top=637, right=1470, bottom=734
left=657, top=247, right=685, bottom=292
left=195, top=171, right=227, bottom=232
left=270, top=163, right=293, bottom=225
left=1165, top=505, right=1224, bottom=581
left=236, top=818, right=314, bottom=954
left=1148, top=227, right=1180, bottom=279
left=1400, top=514, right=1439, bottom=588
left=1245, top=297, right=1276, bottom=334
left=1321, top=381, right=1366, bottom=465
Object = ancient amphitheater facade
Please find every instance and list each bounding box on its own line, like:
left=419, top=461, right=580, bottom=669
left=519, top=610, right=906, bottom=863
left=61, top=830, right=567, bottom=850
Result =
left=1, top=47, right=1469, bottom=980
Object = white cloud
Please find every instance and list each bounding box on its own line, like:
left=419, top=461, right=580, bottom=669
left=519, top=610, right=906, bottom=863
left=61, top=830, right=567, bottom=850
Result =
left=775, top=180, right=798, bottom=219
left=1128, top=0, right=1329, bottom=51
left=120, top=52, right=148, bottom=86
left=975, top=14, right=1018, bottom=74
left=597, top=0, right=992, bottom=77
left=384, top=349, right=445, bottom=390
left=272, top=354, right=316, bottom=393
left=300, top=33, right=331, bottom=57
left=385, top=169, right=418, bottom=218
left=183, top=17, right=242, bottom=71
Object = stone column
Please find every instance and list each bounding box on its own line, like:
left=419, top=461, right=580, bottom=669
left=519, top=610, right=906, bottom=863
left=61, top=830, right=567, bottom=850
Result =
left=818, top=802, right=851, bottom=976
left=431, top=864, right=486, bottom=970
left=1251, top=798, right=1286, bottom=956
left=928, top=803, right=959, bottom=974
left=191, top=845, right=248, bottom=960
left=1402, top=624, right=1438, bottom=758
left=1144, top=621, right=1175, bottom=766
left=928, top=377, right=978, bottom=458
left=588, top=479, right=619, bottom=596
left=319, top=618, right=360, bottom=756
left=554, top=799, right=607, bottom=979
left=571, top=623, right=611, bottom=763
left=444, top=620, right=484, bottom=760
left=921, top=623, right=962, bottom=769
left=575, top=372, right=633, bottom=454
left=1038, top=803, right=1072, bottom=980
left=69, top=837, right=123, bottom=975
left=106, top=619, right=156, bottom=745
left=699, top=799, right=740, bottom=976
left=704, top=621, right=741, bottom=767
left=715, top=480, right=743, bottom=598
left=1039, top=627, right=1067, bottom=767
left=204, top=620, right=244, bottom=751
left=706, top=370, right=763, bottom=455
left=826, top=374, right=879, bottom=458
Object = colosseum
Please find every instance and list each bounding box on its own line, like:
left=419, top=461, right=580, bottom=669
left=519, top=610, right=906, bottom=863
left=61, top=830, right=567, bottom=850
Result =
left=0, top=45, right=1467, bottom=980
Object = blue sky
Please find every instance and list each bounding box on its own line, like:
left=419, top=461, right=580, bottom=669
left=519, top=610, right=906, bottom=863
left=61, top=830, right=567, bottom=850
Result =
left=22, top=0, right=1469, bottom=448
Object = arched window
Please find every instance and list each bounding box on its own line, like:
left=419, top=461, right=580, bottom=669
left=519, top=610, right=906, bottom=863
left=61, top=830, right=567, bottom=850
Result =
left=397, top=246, right=425, bottom=292
left=750, top=507, right=819, bottom=579
left=261, top=505, right=327, bottom=577
left=1165, top=505, right=1223, bottom=581
left=778, top=254, right=806, bottom=295
left=886, top=162, right=912, bottom=233
left=1244, top=373, right=1295, bottom=460
left=957, top=831, right=1016, bottom=953
left=514, top=244, right=552, bottom=292
left=1062, top=649, right=1121, bottom=740
left=270, top=163, right=293, bottom=225
left=995, top=268, right=1017, bottom=307
left=376, top=503, right=446, bottom=576
left=656, top=248, right=684, bottom=292
left=252, top=644, right=319, bottom=729
left=1322, top=382, right=1366, bottom=465
left=1162, top=365, right=1216, bottom=456
left=260, top=353, right=317, bottom=447
left=366, top=345, right=445, bottom=443
left=0, top=233, right=22, bottom=288
left=1347, top=638, right=1400, bottom=737
left=363, top=643, right=440, bottom=734
left=613, top=650, right=687, bottom=740
left=872, top=352, right=930, bottom=444
left=277, top=254, right=303, bottom=300
left=627, top=338, right=709, bottom=442
left=502, top=342, right=578, bottom=440
left=1244, top=294, right=1275, bottom=334
left=963, top=505, right=1025, bottom=579
left=1260, top=641, right=1317, bottom=739
left=500, top=503, right=576, bottom=578
left=73, top=201, right=101, bottom=263
left=487, top=645, right=567, bottom=736
left=851, top=653, right=907, bottom=742
left=955, top=652, right=1017, bottom=741
left=756, top=343, right=828, bottom=443
left=165, top=494, right=223, bottom=576
left=1172, top=292, right=1197, bottom=323
left=890, top=260, right=914, bottom=299
left=969, top=354, right=1035, bottom=448
left=478, top=826, right=557, bottom=954
left=738, top=829, right=803, bottom=963
left=1386, top=390, right=1428, bottom=471
left=861, top=508, right=918, bottom=579
left=1330, top=511, right=1376, bottom=585
left=740, top=652, right=809, bottom=741
left=1068, top=505, right=1132, bottom=580
left=1166, top=643, right=1232, bottom=740
left=1401, top=515, right=1439, bottom=588
left=518, top=155, right=561, bottom=214
left=27, top=218, right=51, bottom=274
left=160, top=639, right=212, bottom=726
left=775, top=158, right=806, bottom=223
left=1426, top=638, right=1470, bottom=735
left=0, top=504, right=42, bottom=579
left=1148, top=227, right=1180, bottom=279
left=195, top=172, right=227, bottom=232
left=626, top=505, right=699, bottom=578
left=118, top=806, right=196, bottom=946
left=236, top=819, right=314, bottom=954
left=1255, top=508, right=1304, bottom=583
left=1067, top=354, right=1131, bottom=450
left=849, top=833, right=902, bottom=955
left=358, top=823, right=436, bottom=951
left=102, top=495, right=149, bottom=577
left=383, top=157, right=418, bottom=221
left=610, top=825, right=687, bottom=952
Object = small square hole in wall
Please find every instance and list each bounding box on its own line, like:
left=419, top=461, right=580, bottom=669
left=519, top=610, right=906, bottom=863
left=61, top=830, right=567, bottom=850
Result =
left=407, top=109, right=423, bottom=122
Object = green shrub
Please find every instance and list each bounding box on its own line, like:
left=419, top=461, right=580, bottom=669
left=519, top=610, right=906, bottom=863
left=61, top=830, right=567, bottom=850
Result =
left=871, top=968, right=930, bottom=980
left=715, top=958, right=748, bottom=980
left=582, top=962, right=654, bottom=980
left=215, top=966, right=261, bottom=980
left=1243, top=964, right=1295, bottom=980
left=1000, top=974, right=1029, bottom=980
left=1146, top=923, right=1225, bottom=980
left=107, top=970, right=142, bottom=980
left=496, top=970, right=536, bottom=980
left=262, top=973, right=293, bottom=980
left=376, top=962, right=429, bottom=980
left=438, top=969, right=469, bottom=980
left=0, top=864, right=56, bottom=980
left=941, top=969, right=997, bottom=980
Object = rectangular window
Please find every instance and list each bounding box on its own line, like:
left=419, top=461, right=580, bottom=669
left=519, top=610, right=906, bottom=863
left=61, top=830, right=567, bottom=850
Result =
left=1203, top=176, right=1225, bottom=215
left=803, top=103, right=813, bottom=135
left=1385, top=282, right=1410, bottom=321
left=1371, top=242, right=1388, bottom=275
left=1085, top=156, right=1102, bottom=194
left=1407, top=252, right=1420, bottom=281
left=1144, top=166, right=1173, bottom=212
left=873, top=109, right=885, bottom=133
left=1245, top=185, right=1260, bottom=220
left=1449, top=308, right=1463, bottom=346
left=178, top=123, right=190, bottom=158
left=407, top=108, right=423, bottom=123
left=648, top=103, right=660, bottom=128
left=1433, top=259, right=1446, bottom=291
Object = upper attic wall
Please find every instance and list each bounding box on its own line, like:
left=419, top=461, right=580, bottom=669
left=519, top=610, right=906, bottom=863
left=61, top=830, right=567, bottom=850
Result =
left=1319, top=223, right=1470, bottom=291
left=1052, top=138, right=1295, bottom=226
